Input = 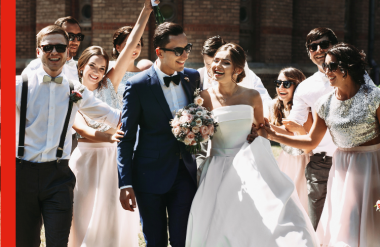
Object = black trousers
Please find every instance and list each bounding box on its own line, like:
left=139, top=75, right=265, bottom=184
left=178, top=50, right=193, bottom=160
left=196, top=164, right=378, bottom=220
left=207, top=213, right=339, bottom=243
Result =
left=16, top=158, right=76, bottom=247
left=135, top=160, right=197, bottom=247
left=305, top=152, right=332, bottom=230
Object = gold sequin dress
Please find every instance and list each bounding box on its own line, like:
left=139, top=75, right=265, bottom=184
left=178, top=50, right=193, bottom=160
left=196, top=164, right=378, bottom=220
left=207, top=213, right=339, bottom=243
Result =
left=315, top=83, right=380, bottom=247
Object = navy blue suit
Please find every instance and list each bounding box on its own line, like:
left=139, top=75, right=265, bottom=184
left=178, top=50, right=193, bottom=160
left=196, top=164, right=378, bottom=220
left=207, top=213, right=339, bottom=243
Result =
left=117, top=66, right=200, bottom=247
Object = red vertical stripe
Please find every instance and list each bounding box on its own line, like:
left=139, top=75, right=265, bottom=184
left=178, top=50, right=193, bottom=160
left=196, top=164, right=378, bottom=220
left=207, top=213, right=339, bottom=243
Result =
left=1, top=0, right=16, bottom=245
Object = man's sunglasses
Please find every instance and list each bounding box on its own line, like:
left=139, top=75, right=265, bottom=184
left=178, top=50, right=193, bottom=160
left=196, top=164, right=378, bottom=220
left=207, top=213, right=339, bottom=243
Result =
left=322, top=62, right=339, bottom=72
left=68, top=32, right=85, bottom=41
left=160, top=43, right=192, bottom=57
left=307, top=40, right=331, bottom=52
left=274, top=80, right=295, bottom=89
left=39, top=44, right=68, bottom=53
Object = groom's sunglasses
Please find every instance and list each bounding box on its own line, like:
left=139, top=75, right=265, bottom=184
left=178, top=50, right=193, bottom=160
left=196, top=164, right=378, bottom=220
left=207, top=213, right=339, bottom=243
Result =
left=39, top=44, right=68, bottom=53
left=274, top=80, right=295, bottom=89
left=160, top=43, right=192, bottom=57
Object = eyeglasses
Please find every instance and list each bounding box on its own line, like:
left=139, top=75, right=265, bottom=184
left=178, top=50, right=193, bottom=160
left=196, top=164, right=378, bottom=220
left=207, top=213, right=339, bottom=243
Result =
left=68, top=32, right=85, bottom=41
left=160, top=43, right=192, bottom=56
left=274, top=80, right=295, bottom=89
left=39, top=44, right=68, bottom=53
left=307, top=40, right=331, bottom=52
left=322, top=62, right=339, bottom=72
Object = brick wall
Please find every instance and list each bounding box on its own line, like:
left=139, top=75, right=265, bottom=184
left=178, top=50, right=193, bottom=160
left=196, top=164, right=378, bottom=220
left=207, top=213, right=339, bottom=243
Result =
left=292, top=0, right=345, bottom=65
left=16, top=0, right=36, bottom=59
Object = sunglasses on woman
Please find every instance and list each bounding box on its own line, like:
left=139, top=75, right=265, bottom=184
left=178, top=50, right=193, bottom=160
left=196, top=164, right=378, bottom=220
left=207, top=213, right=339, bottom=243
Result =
left=39, top=44, right=68, bottom=53
left=322, top=62, right=338, bottom=72
left=274, top=80, right=295, bottom=89
left=68, top=32, right=85, bottom=41
left=160, top=43, right=192, bottom=56
left=307, top=40, right=331, bottom=52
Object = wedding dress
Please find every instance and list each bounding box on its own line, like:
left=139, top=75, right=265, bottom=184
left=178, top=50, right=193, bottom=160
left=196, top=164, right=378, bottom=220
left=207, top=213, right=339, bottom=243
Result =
left=186, top=105, right=318, bottom=247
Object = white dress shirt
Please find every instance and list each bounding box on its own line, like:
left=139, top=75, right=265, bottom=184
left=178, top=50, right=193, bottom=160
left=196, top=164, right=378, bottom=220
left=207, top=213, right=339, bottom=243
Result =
left=22, top=57, right=79, bottom=81
left=288, top=71, right=337, bottom=156
left=16, top=66, right=121, bottom=162
left=154, top=63, right=188, bottom=117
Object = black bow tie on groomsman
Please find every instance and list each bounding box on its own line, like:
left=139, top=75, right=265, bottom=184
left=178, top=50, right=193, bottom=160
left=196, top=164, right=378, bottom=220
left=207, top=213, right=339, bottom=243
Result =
left=163, top=74, right=181, bottom=87
left=43, top=75, right=63, bottom=84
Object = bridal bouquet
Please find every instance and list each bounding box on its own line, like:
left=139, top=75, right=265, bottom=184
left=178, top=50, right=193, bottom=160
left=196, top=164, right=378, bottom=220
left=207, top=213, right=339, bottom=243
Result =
left=170, top=89, right=218, bottom=154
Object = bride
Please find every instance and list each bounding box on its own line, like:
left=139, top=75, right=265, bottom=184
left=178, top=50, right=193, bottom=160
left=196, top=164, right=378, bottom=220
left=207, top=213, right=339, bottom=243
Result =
left=185, top=43, right=319, bottom=247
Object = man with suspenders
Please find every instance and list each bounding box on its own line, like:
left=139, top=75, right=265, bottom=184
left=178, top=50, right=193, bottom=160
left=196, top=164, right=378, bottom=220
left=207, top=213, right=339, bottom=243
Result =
left=16, top=25, right=121, bottom=247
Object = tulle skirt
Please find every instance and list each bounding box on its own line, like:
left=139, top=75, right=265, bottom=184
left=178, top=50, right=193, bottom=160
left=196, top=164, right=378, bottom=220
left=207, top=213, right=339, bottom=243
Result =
left=317, top=144, right=380, bottom=247
left=68, top=142, right=140, bottom=247
left=277, top=151, right=311, bottom=214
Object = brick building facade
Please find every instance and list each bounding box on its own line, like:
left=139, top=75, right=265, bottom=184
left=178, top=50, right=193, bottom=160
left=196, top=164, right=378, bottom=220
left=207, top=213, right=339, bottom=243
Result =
left=16, top=0, right=380, bottom=96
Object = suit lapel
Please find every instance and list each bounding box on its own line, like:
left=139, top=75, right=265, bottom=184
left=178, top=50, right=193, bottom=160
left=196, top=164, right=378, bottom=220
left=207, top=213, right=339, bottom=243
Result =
left=148, top=67, right=174, bottom=121
left=179, top=72, right=193, bottom=105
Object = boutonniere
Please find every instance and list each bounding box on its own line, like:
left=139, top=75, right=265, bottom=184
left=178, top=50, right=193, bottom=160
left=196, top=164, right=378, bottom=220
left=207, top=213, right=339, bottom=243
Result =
left=375, top=200, right=380, bottom=212
left=69, top=90, right=83, bottom=104
left=184, top=77, right=189, bottom=82
left=193, top=88, right=204, bottom=106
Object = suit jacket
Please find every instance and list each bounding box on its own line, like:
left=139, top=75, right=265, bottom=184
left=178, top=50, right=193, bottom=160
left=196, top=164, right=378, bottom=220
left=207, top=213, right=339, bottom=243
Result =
left=117, top=66, right=201, bottom=194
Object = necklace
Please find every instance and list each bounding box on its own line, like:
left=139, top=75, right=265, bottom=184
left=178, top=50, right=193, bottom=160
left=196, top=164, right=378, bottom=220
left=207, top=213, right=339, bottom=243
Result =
left=212, top=86, right=238, bottom=105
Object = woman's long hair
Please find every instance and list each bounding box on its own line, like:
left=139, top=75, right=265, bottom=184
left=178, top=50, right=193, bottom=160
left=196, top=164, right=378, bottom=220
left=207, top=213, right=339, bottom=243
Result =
left=272, top=68, right=306, bottom=126
left=77, top=46, right=109, bottom=89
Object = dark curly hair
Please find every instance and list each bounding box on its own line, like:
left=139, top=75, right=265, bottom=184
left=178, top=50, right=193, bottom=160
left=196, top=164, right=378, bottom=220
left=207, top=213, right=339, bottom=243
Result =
left=209, top=43, right=246, bottom=84
left=201, top=36, right=226, bottom=57
left=271, top=68, right=306, bottom=126
left=112, top=26, right=144, bottom=59
left=326, top=43, right=368, bottom=85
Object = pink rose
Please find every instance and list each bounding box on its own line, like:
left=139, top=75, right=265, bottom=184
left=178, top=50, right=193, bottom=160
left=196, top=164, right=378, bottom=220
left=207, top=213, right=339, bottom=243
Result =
left=172, top=126, right=181, bottom=136
left=171, top=118, right=180, bottom=127
left=203, top=115, right=210, bottom=120
left=376, top=200, right=380, bottom=211
left=194, top=96, right=204, bottom=106
left=200, top=126, right=210, bottom=135
left=191, top=140, right=197, bottom=146
left=182, top=127, right=190, bottom=134
left=208, top=125, right=214, bottom=136
left=184, top=137, right=192, bottom=145
left=189, top=107, right=195, bottom=112
left=187, top=131, right=195, bottom=140
left=186, top=114, right=194, bottom=122
left=180, top=116, right=187, bottom=124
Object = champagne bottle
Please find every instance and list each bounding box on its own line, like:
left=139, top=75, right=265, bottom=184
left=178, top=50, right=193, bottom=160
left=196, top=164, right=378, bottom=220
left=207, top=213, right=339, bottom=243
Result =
left=151, top=0, right=165, bottom=25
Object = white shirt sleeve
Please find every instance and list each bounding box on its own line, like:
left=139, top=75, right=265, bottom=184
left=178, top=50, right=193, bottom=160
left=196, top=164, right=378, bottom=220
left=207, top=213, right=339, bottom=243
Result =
left=287, top=86, right=310, bottom=125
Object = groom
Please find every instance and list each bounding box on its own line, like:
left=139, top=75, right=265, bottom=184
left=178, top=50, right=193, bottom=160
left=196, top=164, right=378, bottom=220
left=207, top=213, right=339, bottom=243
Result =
left=117, top=22, right=200, bottom=247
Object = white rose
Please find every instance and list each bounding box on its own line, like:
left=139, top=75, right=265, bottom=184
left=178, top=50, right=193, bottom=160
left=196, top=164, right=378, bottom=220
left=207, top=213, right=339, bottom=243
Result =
left=195, top=111, right=203, bottom=117
left=195, top=118, right=202, bottom=127
left=192, top=126, right=200, bottom=133
left=194, top=96, right=204, bottom=106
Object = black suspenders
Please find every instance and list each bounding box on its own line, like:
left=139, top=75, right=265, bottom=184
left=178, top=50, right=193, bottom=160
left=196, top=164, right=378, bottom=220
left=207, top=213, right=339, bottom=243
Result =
left=17, top=75, right=75, bottom=161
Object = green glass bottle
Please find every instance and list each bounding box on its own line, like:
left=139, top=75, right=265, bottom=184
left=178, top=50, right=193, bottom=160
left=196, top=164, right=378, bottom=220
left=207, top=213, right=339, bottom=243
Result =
left=151, top=0, right=165, bottom=25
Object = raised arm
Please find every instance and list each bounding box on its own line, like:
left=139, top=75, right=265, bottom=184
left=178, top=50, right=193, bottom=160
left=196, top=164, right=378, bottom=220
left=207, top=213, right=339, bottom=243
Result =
left=105, top=0, right=158, bottom=91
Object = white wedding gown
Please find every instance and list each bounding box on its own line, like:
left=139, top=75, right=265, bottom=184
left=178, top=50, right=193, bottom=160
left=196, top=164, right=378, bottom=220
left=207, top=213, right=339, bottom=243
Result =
left=186, top=105, right=318, bottom=247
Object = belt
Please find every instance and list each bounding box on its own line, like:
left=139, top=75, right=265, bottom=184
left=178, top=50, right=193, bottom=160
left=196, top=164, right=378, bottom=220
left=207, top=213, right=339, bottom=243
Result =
left=16, top=158, right=69, bottom=166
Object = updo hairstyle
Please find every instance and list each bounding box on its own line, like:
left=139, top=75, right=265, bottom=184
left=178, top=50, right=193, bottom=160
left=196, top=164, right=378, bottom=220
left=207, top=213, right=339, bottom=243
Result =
left=326, top=43, right=368, bottom=85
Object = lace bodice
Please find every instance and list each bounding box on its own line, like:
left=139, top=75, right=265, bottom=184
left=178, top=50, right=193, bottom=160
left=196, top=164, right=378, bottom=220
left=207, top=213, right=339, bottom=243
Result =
left=78, top=71, right=140, bottom=137
left=316, top=83, right=380, bottom=148
left=267, top=99, right=304, bottom=156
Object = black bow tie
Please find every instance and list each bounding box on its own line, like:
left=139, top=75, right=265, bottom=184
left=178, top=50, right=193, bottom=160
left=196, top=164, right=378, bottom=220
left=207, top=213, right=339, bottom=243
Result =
left=163, top=74, right=181, bottom=87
